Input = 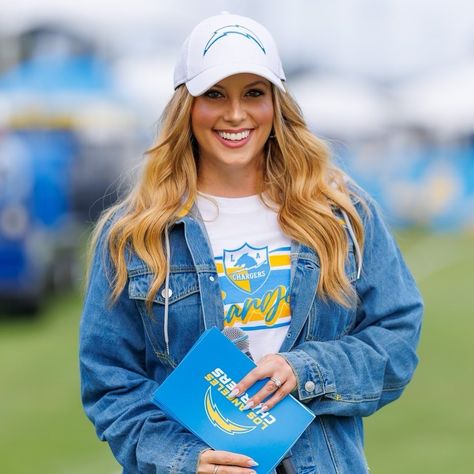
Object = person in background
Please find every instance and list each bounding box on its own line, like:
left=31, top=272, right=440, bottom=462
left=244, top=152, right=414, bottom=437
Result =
left=80, top=12, right=423, bottom=474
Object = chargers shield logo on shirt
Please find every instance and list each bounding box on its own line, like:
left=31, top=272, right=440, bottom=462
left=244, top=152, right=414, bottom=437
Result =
left=223, top=243, right=270, bottom=294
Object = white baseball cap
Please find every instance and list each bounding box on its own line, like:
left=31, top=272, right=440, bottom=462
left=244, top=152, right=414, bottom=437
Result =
left=174, top=12, right=286, bottom=96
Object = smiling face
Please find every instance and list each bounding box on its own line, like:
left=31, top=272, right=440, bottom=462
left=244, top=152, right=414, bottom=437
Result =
left=191, top=73, right=274, bottom=190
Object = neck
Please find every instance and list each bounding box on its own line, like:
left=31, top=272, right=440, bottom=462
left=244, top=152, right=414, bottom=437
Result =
left=197, top=161, right=263, bottom=198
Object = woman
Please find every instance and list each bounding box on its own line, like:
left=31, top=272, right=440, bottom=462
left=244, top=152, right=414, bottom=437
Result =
left=80, top=12, right=423, bottom=474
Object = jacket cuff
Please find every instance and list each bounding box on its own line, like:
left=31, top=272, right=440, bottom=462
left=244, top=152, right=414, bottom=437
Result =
left=170, top=439, right=209, bottom=474
left=280, top=349, right=336, bottom=401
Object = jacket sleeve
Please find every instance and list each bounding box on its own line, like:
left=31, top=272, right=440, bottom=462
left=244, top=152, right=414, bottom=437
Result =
left=79, top=226, right=208, bottom=473
left=280, top=197, right=423, bottom=417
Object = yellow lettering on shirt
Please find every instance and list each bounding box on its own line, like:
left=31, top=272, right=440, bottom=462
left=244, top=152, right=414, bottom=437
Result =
left=223, top=285, right=290, bottom=327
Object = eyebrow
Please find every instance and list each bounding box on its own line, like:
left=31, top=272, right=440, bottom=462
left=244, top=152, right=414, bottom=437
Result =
left=213, top=80, right=270, bottom=90
left=244, top=80, right=270, bottom=88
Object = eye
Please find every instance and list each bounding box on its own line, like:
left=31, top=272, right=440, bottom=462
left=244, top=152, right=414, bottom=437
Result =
left=246, top=88, right=265, bottom=97
left=203, top=89, right=223, bottom=99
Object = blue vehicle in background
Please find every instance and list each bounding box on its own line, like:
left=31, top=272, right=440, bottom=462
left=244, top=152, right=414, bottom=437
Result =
left=0, top=27, right=140, bottom=313
left=0, top=124, right=80, bottom=312
left=0, top=23, right=148, bottom=313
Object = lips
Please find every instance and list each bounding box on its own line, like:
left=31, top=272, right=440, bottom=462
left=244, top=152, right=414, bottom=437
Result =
left=214, top=129, right=253, bottom=148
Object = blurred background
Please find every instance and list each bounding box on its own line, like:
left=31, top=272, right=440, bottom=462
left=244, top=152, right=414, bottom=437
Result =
left=0, top=1, right=473, bottom=473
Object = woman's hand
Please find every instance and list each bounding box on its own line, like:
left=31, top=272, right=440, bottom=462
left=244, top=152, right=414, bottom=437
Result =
left=198, top=449, right=258, bottom=473
left=196, top=355, right=296, bottom=472
left=231, top=354, right=297, bottom=412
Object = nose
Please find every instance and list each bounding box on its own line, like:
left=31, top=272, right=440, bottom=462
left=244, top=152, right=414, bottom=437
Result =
left=223, top=98, right=247, bottom=124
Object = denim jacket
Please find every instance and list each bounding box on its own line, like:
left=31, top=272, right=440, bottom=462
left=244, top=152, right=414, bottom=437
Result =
left=80, top=192, right=423, bottom=474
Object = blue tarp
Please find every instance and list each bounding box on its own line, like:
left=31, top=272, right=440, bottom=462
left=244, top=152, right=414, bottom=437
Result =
left=0, top=54, right=111, bottom=94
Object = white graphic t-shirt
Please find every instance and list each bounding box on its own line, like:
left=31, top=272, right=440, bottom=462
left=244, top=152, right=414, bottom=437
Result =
left=196, top=193, right=292, bottom=362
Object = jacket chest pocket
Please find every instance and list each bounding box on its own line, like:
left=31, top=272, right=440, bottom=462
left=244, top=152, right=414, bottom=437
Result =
left=305, top=245, right=358, bottom=342
left=128, top=270, right=203, bottom=365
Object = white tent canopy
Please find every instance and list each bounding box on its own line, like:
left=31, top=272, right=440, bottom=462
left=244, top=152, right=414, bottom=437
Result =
left=0, top=1, right=170, bottom=33
left=394, top=59, right=474, bottom=136
left=112, top=56, right=175, bottom=121
left=289, top=74, right=389, bottom=139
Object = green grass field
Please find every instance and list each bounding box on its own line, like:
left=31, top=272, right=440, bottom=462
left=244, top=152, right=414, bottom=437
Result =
left=1, top=230, right=473, bottom=473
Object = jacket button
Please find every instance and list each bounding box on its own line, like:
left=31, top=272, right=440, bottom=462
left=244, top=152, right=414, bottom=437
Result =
left=304, top=381, right=316, bottom=393
left=209, top=276, right=215, bottom=282
left=161, top=288, right=173, bottom=298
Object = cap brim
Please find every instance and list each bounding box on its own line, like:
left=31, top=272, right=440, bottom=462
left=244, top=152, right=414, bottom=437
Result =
left=185, top=64, right=285, bottom=96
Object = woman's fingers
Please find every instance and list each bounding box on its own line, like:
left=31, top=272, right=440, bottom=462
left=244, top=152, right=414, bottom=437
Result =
left=236, top=355, right=288, bottom=393
left=198, top=449, right=259, bottom=473
left=242, top=376, right=295, bottom=412
left=252, top=378, right=296, bottom=411
left=203, top=449, right=257, bottom=466
left=230, top=354, right=297, bottom=411
left=233, top=365, right=264, bottom=393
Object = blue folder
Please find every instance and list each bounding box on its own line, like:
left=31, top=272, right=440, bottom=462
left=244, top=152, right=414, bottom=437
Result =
left=152, top=327, right=315, bottom=473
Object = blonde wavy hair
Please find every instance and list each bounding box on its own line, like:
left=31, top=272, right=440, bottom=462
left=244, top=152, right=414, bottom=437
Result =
left=91, top=84, right=364, bottom=308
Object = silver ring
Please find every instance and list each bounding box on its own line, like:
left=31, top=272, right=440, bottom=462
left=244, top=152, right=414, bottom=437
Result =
left=270, top=376, right=283, bottom=389
left=213, top=465, right=219, bottom=474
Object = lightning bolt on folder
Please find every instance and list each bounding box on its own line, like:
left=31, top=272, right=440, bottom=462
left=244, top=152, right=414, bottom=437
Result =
left=152, top=327, right=315, bottom=474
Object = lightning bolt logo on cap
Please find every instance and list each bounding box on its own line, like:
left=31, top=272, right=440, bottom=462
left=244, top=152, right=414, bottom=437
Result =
left=203, top=24, right=266, bottom=56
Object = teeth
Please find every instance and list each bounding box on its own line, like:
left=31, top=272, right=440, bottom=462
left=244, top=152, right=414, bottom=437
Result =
left=217, top=130, right=250, bottom=141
